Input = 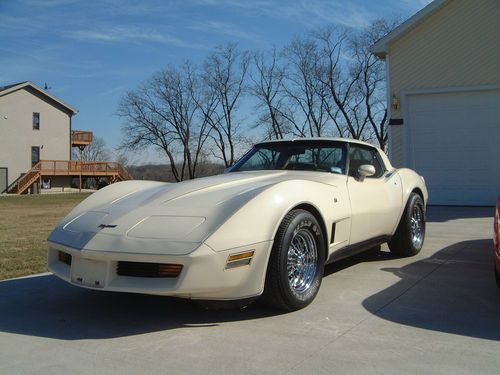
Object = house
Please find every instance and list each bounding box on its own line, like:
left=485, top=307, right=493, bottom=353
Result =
left=0, top=81, right=131, bottom=194
left=371, top=0, right=500, bottom=206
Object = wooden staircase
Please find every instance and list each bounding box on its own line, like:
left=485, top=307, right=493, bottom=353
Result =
left=12, top=164, right=42, bottom=194
left=11, top=160, right=133, bottom=194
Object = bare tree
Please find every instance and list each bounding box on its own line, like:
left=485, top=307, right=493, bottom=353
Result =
left=305, top=21, right=397, bottom=149
left=349, top=19, right=397, bottom=150
left=281, top=36, right=330, bottom=138
left=118, top=63, right=211, bottom=181
left=249, top=48, right=292, bottom=139
left=117, top=19, right=397, bottom=180
left=203, top=43, right=250, bottom=167
left=313, top=26, right=363, bottom=139
left=72, top=136, right=110, bottom=161
left=114, top=150, right=130, bottom=167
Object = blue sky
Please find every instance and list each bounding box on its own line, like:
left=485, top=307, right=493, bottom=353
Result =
left=0, top=0, right=431, bottom=163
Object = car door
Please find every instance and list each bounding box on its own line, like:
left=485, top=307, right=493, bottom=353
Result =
left=347, top=144, right=402, bottom=245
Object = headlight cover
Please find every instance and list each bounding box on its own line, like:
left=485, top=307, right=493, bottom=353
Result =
left=127, top=216, right=206, bottom=240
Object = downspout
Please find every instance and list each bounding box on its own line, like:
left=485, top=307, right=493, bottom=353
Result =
left=383, top=54, right=392, bottom=161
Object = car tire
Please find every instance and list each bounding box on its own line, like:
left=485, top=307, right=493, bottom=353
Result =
left=388, top=193, right=425, bottom=257
left=261, top=209, right=325, bottom=311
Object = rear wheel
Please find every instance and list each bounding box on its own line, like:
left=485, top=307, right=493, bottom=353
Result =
left=388, top=193, right=425, bottom=257
left=261, top=210, right=325, bottom=311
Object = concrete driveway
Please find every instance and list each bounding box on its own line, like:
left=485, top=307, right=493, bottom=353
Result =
left=1, top=206, right=499, bottom=374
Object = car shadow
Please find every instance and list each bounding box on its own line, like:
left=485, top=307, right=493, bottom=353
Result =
left=0, top=274, right=282, bottom=340
left=0, top=250, right=395, bottom=342
left=324, top=245, right=390, bottom=277
left=2, top=239, right=497, bottom=341
left=426, top=205, right=494, bottom=222
left=362, top=239, right=500, bottom=341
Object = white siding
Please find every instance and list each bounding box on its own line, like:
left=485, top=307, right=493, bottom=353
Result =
left=388, top=0, right=500, bottom=166
left=0, top=87, right=71, bottom=186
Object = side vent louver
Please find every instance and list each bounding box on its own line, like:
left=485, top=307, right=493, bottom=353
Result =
left=330, top=223, right=336, bottom=244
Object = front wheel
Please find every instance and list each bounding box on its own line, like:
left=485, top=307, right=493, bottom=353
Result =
left=261, top=209, right=325, bottom=311
left=388, top=193, right=425, bottom=257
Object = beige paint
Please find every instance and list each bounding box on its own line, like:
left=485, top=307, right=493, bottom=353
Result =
left=386, top=0, right=500, bottom=165
left=47, top=139, right=428, bottom=302
left=0, top=87, right=72, bottom=186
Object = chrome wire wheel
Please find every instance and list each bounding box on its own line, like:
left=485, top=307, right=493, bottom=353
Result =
left=287, top=228, right=318, bottom=294
left=388, top=193, right=425, bottom=257
left=410, top=205, right=424, bottom=249
left=262, top=209, right=325, bottom=310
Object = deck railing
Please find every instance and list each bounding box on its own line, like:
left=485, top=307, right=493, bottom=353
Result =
left=13, top=160, right=132, bottom=194
left=38, top=160, right=123, bottom=175
left=71, top=130, right=93, bottom=145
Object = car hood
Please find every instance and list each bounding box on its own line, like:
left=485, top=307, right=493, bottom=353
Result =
left=48, top=171, right=340, bottom=254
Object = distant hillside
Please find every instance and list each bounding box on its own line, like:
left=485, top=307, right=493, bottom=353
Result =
left=127, top=163, right=226, bottom=182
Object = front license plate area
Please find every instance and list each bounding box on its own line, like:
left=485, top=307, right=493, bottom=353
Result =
left=71, top=258, right=107, bottom=288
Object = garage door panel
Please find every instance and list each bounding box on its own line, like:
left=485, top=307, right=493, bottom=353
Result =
left=407, top=90, right=500, bottom=206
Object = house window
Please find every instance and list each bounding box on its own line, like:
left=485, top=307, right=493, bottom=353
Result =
left=33, top=112, right=40, bottom=130
left=31, top=146, right=40, bottom=167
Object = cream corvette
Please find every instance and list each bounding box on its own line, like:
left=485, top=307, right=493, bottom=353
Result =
left=48, top=138, right=427, bottom=311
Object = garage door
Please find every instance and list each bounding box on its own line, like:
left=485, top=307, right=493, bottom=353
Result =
left=407, top=89, right=500, bottom=206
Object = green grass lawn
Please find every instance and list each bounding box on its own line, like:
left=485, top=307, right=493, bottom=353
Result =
left=0, top=194, right=90, bottom=280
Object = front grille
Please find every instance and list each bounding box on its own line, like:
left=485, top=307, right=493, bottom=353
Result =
left=58, top=251, right=72, bottom=266
left=116, top=261, right=183, bottom=278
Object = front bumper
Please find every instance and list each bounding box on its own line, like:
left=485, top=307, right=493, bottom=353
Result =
left=48, top=240, right=273, bottom=300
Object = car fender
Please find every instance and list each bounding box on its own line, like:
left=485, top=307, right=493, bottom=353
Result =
left=204, top=178, right=349, bottom=297
left=393, top=168, right=428, bottom=229
left=205, top=179, right=350, bottom=252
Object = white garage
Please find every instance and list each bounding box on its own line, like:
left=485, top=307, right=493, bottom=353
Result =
left=406, top=89, right=500, bottom=205
left=371, top=0, right=500, bottom=206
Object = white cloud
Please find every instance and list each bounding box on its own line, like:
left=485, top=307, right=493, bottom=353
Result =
left=190, top=21, right=260, bottom=42
left=66, top=26, right=204, bottom=49
left=296, top=0, right=375, bottom=28
left=192, top=0, right=376, bottom=29
left=19, top=0, right=79, bottom=6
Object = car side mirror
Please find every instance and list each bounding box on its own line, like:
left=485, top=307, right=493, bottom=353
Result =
left=357, top=164, right=375, bottom=182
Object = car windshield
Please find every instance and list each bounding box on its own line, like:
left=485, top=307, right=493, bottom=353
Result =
left=230, top=141, right=347, bottom=174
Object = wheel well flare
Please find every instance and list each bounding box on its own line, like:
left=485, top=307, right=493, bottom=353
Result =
left=291, top=203, right=329, bottom=261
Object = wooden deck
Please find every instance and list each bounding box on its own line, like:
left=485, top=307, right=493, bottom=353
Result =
left=71, top=131, right=93, bottom=147
left=37, top=160, right=131, bottom=177
left=11, top=160, right=133, bottom=194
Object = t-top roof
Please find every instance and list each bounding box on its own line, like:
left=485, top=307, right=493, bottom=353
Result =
left=257, top=137, right=380, bottom=149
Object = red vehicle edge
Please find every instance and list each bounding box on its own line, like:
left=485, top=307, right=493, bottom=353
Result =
left=495, top=195, right=500, bottom=287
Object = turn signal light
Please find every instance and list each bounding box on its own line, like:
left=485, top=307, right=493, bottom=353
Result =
left=158, top=264, right=184, bottom=277
left=226, top=250, right=254, bottom=269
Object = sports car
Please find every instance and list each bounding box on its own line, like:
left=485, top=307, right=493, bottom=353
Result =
left=48, top=138, right=428, bottom=311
